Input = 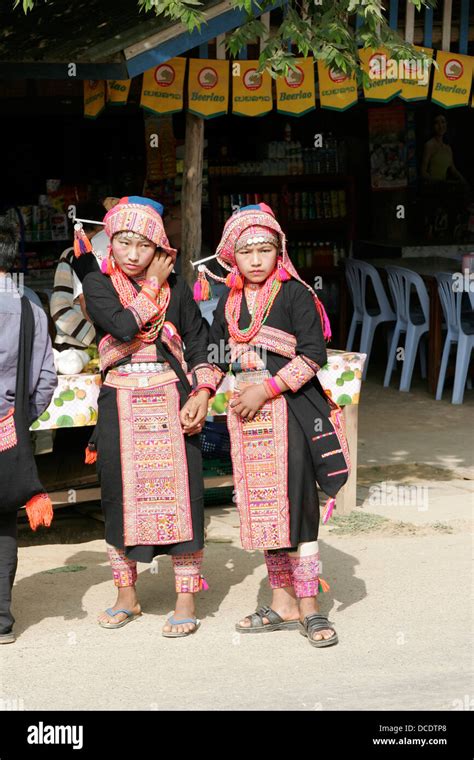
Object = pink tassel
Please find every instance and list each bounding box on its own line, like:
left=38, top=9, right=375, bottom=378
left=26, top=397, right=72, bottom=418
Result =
left=322, top=496, right=336, bottom=524
left=193, top=280, right=202, bottom=301
left=100, top=257, right=109, bottom=274
left=317, top=299, right=332, bottom=342
left=225, top=268, right=243, bottom=290
left=200, top=576, right=209, bottom=591
left=276, top=260, right=291, bottom=281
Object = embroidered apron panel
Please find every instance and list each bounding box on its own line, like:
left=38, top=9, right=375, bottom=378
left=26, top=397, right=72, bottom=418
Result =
left=0, top=408, right=17, bottom=453
left=228, top=369, right=290, bottom=551
left=112, top=371, right=193, bottom=546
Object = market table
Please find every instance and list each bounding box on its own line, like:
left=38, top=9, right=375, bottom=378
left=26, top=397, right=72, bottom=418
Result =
left=30, top=373, right=101, bottom=431
left=370, top=257, right=461, bottom=395
left=32, top=350, right=366, bottom=515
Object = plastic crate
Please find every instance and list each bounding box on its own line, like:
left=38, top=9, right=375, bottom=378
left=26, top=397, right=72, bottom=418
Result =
left=199, top=420, right=231, bottom=460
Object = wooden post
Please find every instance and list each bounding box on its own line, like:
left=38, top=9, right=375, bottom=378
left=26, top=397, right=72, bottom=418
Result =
left=334, top=404, right=359, bottom=516
left=181, top=111, right=204, bottom=287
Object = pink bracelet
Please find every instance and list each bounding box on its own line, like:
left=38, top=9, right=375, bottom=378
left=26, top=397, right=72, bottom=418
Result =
left=189, top=384, right=214, bottom=398
left=264, top=377, right=281, bottom=398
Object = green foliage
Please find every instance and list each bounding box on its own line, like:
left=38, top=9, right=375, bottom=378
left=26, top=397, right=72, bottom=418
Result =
left=138, top=0, right=206, bottom=30
left=15, top=0, right=437, bottom=82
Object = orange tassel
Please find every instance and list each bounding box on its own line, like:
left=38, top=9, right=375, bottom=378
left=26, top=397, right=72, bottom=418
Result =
left=73, top=223, right=92, bottom=258
left=318, top=577, right=330, bottom=593
left=85, top=446, right=97, bottom=464
left=225, top=267, right=243, bottom=290
left=25, top=493, right=53, bottom=531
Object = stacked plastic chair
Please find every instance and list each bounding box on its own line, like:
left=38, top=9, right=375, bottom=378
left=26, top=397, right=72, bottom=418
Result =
left=383, top=266, right=429, bottom=392
left=344, top=259, right=396, bottom=379
left=435, top=272, right=474, bottom=404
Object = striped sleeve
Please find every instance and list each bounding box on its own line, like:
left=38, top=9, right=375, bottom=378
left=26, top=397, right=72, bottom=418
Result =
left=50, top=248, right=95, bottom=348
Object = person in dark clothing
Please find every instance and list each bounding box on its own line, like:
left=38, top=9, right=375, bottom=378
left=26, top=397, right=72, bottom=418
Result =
left=0, top=223, right=57, bottom=644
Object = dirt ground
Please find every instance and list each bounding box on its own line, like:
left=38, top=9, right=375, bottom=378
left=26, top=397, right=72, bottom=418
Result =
left=1, top=377, right=472, bottom=711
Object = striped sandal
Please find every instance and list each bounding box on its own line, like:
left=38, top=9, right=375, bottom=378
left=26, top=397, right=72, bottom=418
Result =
left=235, top=605, right=300, bottom=634
left=299, top=613, right=338, bottom=648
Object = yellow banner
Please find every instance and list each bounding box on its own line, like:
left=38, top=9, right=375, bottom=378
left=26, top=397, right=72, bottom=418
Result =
left=398, top=47, right=433, bottom=101
left=140, top=58, right=186, bottom=115
left=317, top=62, right=357, bottom=111
left=232, top=61, right=273, bottom=116
left=432, top=51, right=473, bottom=108
left=84, top=80, right=105, bottom=119
left=276, top=58, right=316, bottom=116
left=359, top=47, right=402, bottom=102
left=188, top=59, right=229, bottom=119
left=107, top=80, right=131, bottom=105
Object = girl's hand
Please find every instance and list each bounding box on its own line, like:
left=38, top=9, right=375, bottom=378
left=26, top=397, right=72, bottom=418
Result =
left=180, top=390, right=210, bottom=435
left=145, top=250, right=174, bottom=290
left=229, top=383, right=269, bottom=421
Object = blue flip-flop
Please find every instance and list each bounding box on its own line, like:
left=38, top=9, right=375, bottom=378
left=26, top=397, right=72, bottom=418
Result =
left=99, top=608, right=142, bottom=629
left=162, top=615, right=201, bottom=638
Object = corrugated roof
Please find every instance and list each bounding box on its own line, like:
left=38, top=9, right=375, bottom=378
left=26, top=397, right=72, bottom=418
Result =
left=0, top=0, right=222, bottom=74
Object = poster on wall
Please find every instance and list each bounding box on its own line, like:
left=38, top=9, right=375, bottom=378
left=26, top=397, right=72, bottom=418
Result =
left=368, top=105, right=408, bottom=190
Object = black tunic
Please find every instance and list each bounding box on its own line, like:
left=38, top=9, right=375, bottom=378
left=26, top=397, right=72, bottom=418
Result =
left=82, top=271, right=209, bottom=561
left=209, top=279, right=344, bottom=548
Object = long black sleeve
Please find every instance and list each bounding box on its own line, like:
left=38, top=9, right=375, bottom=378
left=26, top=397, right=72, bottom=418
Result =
left=82, top=271, right=156, bottom=343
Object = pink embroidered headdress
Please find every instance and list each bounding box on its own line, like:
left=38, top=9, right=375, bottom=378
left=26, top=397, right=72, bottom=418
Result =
left=195, top=203, right=332, bottom=342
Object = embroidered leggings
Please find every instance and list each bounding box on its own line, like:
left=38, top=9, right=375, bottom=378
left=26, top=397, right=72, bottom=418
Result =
left=106, top=545, right=205, bottom=593
left=264, top=541, right=322, bottom=598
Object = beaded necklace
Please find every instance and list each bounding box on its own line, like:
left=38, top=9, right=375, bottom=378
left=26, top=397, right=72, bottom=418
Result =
left=244, top=283, right=261, bottom=316
left=110, top=266, right=170, bottom=344
left=226, top=270, right=281, bottom=343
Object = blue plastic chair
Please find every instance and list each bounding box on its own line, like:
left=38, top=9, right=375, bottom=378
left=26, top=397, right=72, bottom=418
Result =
left=435, top=272, right=474, bottom=403
left=344, top=259, right=396, bottom=379
left=383, top=266, right=429, bottom=392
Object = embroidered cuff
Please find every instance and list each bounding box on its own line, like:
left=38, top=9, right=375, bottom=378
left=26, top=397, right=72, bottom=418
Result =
left=128, top=290, right=161, bottom=328
left=276, top=354, right=319, bottom=392
left=191, top=363, right=218, bottom=397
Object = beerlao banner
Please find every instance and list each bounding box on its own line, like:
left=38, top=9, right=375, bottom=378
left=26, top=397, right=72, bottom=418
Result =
left=276, top=58, right=316, bottom=116
left=107, top=80, right=131, bottom=106
left=398, top=47, right=433, bottom=101
left=232, top=61, right=272, bottom=117
left=140, top=58, right=186, bottom=115
left=359, top=47, right=402, bottom=102
left=317, top=62, right=357, bottom=111
left=431, top=51, right=473, bottom=108
left=84, top=80, right=106, bottom=119
left=188, top=59, right=229, bottom=119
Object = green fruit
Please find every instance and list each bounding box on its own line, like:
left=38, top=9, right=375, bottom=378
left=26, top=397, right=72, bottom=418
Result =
left=212, top=393, right=227, bottom=414
left=31, top=420, right=40, bottom=429
left=56, top=415, right=74, bottom=427
left=336, top=378, right=344, bottom=386
left=39, top=411, right=50, bottom=421
left=54, top=398, right=64, bottom=407
left=60, top=390, right=75, bottom=401
left=341, top=370, right=355, bottom=382
left=336, top=394, right=352, bottom=406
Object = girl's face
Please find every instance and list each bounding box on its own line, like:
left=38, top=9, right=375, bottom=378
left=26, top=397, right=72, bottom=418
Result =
left=111, top=232, right=156, bottom=277
left=234, top=243, right=278, bottom=284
